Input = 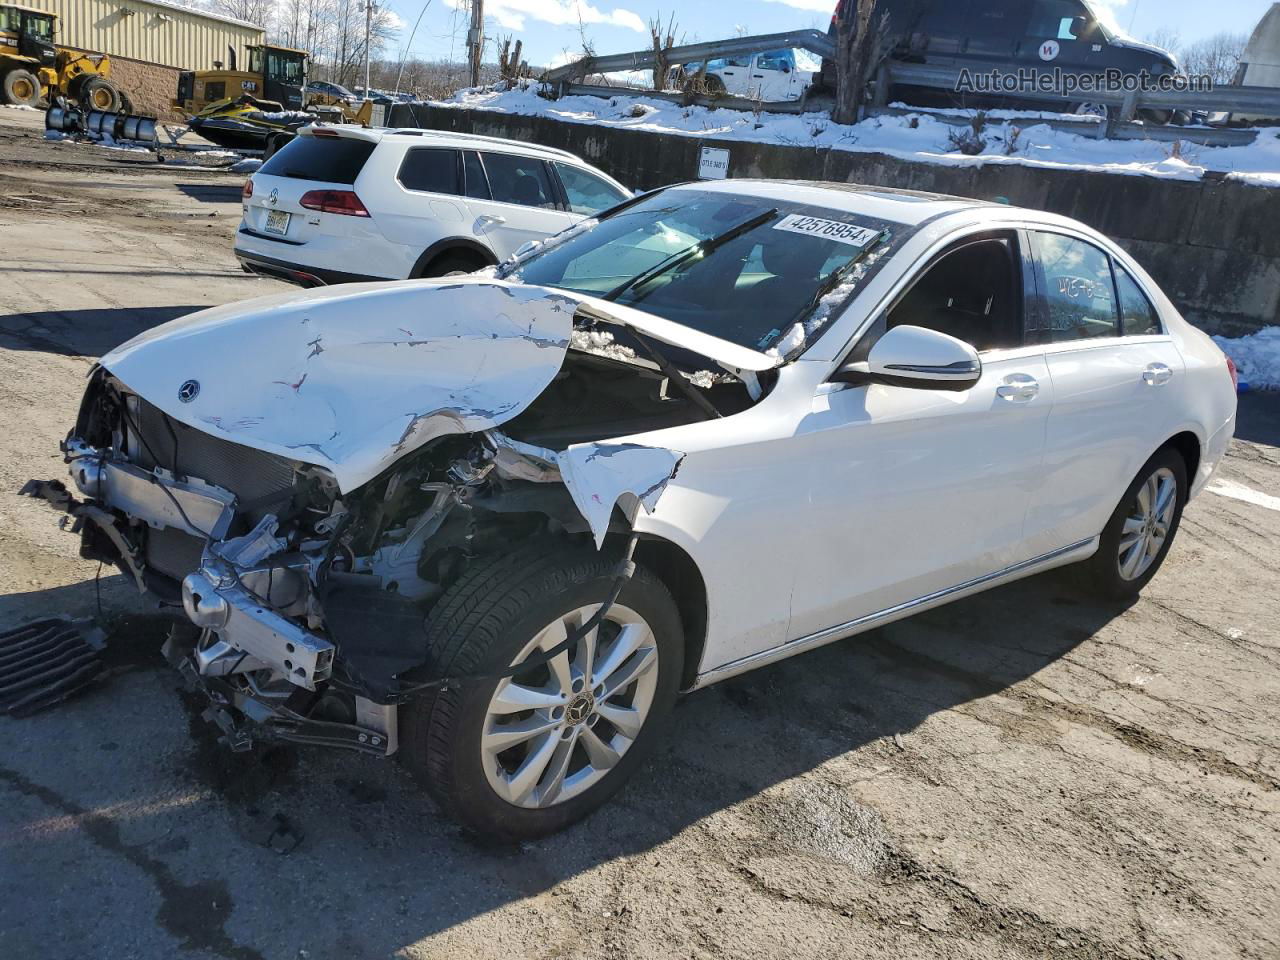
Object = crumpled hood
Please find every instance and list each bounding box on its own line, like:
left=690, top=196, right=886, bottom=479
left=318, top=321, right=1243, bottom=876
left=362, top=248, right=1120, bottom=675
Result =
left=101, top=279, right=578, bottom=492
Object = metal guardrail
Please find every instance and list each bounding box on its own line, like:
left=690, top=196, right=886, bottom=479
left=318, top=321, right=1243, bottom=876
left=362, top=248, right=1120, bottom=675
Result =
left=544, top=29, right=835, bottom=83
left=555, top=80, right=831, bottom=115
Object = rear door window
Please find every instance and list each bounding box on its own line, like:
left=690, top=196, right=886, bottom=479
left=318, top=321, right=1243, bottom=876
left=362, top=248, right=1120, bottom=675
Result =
left=1028, top=231, right=1119, bottom=343
left=553, top=162, right=628, bottom=215
left=397, top=147, right=460, bottom=194
left=258, top=135, right=375, bottom=184
left=481, top=152, right=558, bottom=209
left=1115, top=266, right=1162, bottom=336
left=463, top=150, right=490, bottom=199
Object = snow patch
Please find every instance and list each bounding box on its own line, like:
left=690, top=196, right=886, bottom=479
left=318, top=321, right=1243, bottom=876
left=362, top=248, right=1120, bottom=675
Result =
left=1213, top=326, right=1280, bottom=390
left=230, top=157, right=263, bottom=173
left=429, top=84, right=1280, bottom=186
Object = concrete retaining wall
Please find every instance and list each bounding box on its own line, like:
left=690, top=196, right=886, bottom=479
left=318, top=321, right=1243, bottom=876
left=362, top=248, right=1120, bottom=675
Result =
left=389, top=102, right=1279, bottom=337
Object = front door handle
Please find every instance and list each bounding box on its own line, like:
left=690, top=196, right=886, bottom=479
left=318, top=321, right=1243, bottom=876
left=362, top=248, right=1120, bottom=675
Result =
left=1142, top=362, right=1173, bottom=386
left=997, top=373, right=1040, bottom=402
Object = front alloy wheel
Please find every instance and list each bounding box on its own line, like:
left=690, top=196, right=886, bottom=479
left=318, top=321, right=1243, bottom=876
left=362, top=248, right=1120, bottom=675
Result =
left=482, top=603, right=660, bottom=809
left=401, top=542, right=683, bottom=840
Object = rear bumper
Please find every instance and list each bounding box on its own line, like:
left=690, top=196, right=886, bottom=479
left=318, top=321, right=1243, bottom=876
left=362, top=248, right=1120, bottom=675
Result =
left=235, top=243, right=386, bottom=287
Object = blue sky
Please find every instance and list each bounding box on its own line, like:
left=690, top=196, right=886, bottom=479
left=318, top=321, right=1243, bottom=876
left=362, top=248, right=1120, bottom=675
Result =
left=377, top=0, right=1277, bottom=69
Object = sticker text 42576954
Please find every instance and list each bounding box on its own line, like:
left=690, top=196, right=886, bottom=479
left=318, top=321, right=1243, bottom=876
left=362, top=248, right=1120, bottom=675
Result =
left=773, top=214, right=880, bottom=248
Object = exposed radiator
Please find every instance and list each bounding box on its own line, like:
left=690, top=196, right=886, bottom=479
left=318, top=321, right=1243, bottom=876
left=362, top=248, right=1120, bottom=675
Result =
left=146, top=524, right=207, bottom=581
left=131, top=398, right=298, bottom=517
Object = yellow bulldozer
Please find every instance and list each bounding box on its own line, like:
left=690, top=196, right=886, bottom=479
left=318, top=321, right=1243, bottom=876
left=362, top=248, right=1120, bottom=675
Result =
left=175, top=43, right=312, bottom=115
left=176, top=45, right=375, bottom=151
left=0, top=4, right=126, bottom=110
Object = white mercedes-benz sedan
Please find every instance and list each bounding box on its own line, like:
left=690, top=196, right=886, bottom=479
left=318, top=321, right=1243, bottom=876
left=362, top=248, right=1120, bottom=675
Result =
left=19, top=179, right=1237, bottom=839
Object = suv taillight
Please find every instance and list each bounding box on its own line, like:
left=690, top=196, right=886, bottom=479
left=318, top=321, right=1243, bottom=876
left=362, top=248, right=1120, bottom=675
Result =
left=299, top=189, right=370, bottom=217
left=242, top=178, right=253, bottom=199
left=1226, top=355, right=1239, bottom=391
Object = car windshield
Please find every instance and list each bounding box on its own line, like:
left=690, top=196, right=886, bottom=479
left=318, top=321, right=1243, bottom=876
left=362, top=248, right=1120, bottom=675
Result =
left=506, top=189, right=906, bottom=353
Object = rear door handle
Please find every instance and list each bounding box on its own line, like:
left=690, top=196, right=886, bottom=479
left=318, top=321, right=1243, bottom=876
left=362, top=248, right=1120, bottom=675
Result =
left=1143, top=362, right=1173, bottom=386
left=997, top=373, right=1040, bottom=402
left=477, top=214, right=505, bottom=226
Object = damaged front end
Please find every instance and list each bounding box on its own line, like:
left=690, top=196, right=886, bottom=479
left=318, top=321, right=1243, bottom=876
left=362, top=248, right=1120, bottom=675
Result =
left=18, top=280, right=736, bottom=753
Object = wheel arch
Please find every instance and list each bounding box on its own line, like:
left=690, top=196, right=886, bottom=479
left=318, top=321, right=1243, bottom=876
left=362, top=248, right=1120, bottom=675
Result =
left=409, top=237, right=498, bottom=278
left=632, top=534, right=708, bottom=691
left=1161, top=430, right=1202, bottom=490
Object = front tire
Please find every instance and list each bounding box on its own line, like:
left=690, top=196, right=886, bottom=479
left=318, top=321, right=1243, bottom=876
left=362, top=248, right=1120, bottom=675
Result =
left=401, top=542, right=683, bottom=840
left=80, top=78, right=121, bottom=112
left=1081, top=447, right=1187, bottom=600
left=3, top=69, right=42, bottom=107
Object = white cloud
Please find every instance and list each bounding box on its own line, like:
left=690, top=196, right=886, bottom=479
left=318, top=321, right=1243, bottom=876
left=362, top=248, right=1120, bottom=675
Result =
left=448, top=0, right=646, bottom=34
left=757, top=0, right=836, bottom=13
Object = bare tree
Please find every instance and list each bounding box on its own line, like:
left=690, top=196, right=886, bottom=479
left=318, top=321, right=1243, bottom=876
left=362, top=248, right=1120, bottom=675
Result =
left=649, top=12, right=678, bottom=92
left=1181, top=32, right=1249, bottom=86
left=498, top=36, right=529, bottom=82
left=208, top=0, right=277, bottom=29
left=833, top=0, right=883, bottom=125
left=1143, top=27, right=1183, bottom=59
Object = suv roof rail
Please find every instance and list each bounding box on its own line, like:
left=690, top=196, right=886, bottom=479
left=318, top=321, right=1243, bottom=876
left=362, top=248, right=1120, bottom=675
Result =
left=387, top=128, right=580, bottom=160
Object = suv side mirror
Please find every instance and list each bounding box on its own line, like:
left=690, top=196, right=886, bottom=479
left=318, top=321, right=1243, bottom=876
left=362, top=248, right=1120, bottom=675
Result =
left=832, top=325, right=982, bottom=392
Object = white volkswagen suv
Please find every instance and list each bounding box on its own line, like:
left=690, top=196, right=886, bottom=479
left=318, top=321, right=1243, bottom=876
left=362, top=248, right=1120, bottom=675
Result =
left=234, top=126, right=632, bottom=285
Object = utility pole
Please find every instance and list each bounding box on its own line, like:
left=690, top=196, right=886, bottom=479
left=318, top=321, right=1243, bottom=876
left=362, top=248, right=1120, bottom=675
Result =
left=468, top=0, right=484, bottom=87
left=363, top=0, right=374, bottom=98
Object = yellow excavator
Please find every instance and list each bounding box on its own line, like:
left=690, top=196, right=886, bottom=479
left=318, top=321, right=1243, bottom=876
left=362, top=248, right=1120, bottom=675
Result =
left=1, top=4, right=126, bottom=109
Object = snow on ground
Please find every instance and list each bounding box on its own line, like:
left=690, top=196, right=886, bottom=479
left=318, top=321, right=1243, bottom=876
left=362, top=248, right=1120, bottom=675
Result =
left=229, top=157, right=263, bottom=173
left=1214, top=326, right=1280, bottom=391
left=2, top=104, right=38, bottom=112
left=432, top=82, right=1280, bottom=187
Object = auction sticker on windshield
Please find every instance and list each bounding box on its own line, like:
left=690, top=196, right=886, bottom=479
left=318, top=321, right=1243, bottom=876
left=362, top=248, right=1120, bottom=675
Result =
left=774, top=215, right=880, bottom=248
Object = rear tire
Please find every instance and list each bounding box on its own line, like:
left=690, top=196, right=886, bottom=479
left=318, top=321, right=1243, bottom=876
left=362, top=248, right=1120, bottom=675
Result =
left=3, top=69, right=42, bottom=107
left=1079, top=447, right=1187, bottom=600
left=400, top=542, right=683, bottom=840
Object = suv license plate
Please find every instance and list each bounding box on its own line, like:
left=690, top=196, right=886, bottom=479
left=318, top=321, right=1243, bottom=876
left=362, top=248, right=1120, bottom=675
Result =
left=264, top=209, right=291, bottom=236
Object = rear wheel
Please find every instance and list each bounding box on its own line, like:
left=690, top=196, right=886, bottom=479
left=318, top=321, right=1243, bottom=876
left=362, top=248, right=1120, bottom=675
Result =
left=1080, top=447, right=1187, bottom=600
left=400, top=543, right=683, bottom=840
left=3, top=69, right=42, bottom=107
left=79, top=78, right=121, bottom=112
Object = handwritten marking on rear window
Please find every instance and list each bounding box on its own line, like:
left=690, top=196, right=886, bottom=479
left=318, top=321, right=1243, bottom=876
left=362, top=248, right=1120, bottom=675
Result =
left=773, top=214, right=881, bottom=248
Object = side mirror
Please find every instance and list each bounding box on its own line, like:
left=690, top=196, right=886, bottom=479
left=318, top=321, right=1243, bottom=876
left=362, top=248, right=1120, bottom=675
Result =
left=512, top=239, right=540, bottom=259
left=832, top=325, right=982, bottom=392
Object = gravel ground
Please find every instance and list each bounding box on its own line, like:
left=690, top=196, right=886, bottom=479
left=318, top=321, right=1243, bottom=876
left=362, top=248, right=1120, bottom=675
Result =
left=0, top=108, right=1277, bottom=960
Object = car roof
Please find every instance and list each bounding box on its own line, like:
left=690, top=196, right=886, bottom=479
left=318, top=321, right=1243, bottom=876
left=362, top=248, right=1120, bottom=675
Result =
left=673, top=179, right=997, bottom=227
left=314, top=125, right=586, bottom=164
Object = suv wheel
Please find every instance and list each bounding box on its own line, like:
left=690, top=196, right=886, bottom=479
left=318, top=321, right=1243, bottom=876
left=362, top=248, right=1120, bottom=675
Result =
left=1081, top=447, right=1187, bottom=600
left=401, top=542, right=683, bottom=840
left=416, top=250, right=488, bottom=278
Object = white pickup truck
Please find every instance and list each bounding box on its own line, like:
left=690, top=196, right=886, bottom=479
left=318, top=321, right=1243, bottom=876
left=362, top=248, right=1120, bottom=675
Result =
left=677, top=48, right=815, bottom=102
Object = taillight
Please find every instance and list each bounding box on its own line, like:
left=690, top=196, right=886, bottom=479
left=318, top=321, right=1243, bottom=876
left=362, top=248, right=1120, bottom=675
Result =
left=242, top=178, right=253, bottom=199
left=299, top=189, right=371, bottom=217
left=1225, top=354, right=1239, bottom=391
